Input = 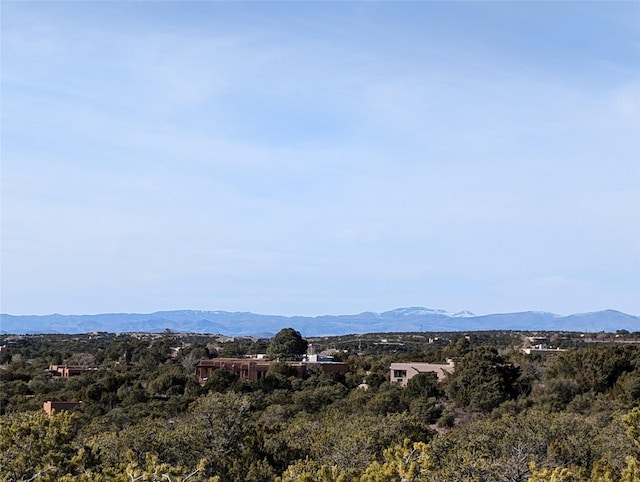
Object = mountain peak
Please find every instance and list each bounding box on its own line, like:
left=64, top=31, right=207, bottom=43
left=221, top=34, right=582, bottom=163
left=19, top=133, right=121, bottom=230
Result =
left=453, top=310, right=476, bottom=318
left=384, top=307, right=450, bottom=317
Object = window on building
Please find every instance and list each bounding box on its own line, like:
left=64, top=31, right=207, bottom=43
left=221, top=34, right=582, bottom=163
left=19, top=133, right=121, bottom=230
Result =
left=394, top=370, right=407, bottom=378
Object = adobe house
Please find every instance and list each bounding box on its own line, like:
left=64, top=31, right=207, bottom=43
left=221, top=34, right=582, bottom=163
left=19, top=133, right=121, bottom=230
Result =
left=43, top=401, right=82, bottom=416
left=48, top=364, right=94, bottom=377
left=196, top=357, right=349, bottom=383
left=389, top=360, right=455, bottom=387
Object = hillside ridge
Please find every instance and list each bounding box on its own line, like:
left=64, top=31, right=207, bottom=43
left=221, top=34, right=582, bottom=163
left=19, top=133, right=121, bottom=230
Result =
left=1, top=307, right=638, bottom=335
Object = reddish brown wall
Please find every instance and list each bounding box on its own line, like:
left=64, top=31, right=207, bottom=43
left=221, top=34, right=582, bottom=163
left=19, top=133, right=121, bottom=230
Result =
left=43, top=401, right=81, bottom=416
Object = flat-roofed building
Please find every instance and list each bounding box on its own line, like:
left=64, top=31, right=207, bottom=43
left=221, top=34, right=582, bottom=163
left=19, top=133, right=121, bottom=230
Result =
left=43, top=401, right=82, bottom=416
left=390, top=360, right=455, bottom=387
left=48, top=365, right=94, bottom=377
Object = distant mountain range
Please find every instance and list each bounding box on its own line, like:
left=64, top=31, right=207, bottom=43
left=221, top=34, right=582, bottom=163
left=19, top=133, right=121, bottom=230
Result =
left=1, top=307, right=638, bottom=336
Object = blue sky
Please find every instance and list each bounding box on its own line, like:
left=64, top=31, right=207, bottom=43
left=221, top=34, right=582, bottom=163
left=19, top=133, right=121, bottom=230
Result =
left=2, top=1, right=639, bottom=317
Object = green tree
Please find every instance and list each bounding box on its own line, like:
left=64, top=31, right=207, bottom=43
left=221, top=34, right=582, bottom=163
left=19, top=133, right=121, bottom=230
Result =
left=403, top=372, right=440, bottom=400
left=0, top=410, right=82, bottom=480
left=267, top=328, right=308, bottom=361
left=278, top=459, right=355, bottom=482
left=174, top=391, right=259, bottom=479
left=360, top=439, right=433, bottom=482
left=446, top=346, right=520, bottom=412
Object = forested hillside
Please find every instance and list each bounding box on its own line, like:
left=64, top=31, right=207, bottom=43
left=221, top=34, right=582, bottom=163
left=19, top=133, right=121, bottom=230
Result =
left=1, top=330, right=639, bottom=481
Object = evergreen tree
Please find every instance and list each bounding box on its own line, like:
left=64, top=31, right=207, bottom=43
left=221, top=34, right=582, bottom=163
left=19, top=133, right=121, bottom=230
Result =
left=267, top=328, right=308, bottom=361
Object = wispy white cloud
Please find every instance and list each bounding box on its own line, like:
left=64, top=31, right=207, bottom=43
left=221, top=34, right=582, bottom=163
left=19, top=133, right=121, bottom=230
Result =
left=2, top=1, right=638, bottom=316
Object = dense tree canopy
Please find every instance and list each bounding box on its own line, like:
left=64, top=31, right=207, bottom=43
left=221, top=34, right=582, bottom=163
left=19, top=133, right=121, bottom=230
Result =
left=1, top=331, right=640, bottom=481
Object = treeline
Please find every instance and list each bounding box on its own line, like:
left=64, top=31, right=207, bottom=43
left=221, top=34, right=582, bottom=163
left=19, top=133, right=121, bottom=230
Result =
left=1, top=331, right=639, bottom=481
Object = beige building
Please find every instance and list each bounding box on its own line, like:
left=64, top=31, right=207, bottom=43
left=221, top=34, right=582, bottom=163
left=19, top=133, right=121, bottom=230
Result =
left=48, top=364, right=94, bottom=377
left=390, top=360, right=455, bottom=386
